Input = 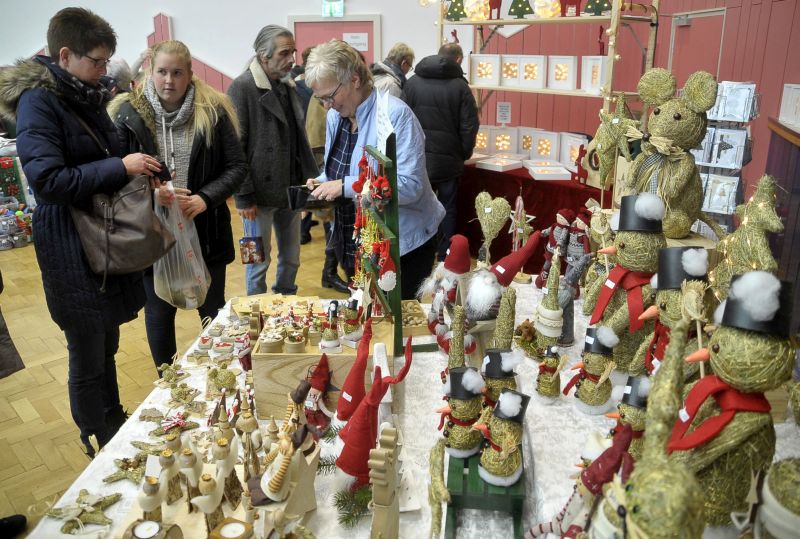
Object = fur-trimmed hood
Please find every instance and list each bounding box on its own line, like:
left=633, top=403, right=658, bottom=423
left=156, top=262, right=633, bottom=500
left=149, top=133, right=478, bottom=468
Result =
left=0, top=58, right=57, bottom=121
left=107, top=87, right=157, bottom=139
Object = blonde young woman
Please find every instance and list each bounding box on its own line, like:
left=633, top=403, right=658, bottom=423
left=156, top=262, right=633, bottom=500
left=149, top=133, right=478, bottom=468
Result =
left=109, top=40, right=247, bottom=370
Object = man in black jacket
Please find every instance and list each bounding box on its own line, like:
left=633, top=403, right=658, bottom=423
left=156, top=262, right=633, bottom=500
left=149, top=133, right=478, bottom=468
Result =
left=404, top=43, right=479, bottom=260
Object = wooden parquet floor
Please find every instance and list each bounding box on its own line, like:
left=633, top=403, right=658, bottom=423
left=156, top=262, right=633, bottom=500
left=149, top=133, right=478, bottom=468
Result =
left=0, top=203, right=342, bottom=532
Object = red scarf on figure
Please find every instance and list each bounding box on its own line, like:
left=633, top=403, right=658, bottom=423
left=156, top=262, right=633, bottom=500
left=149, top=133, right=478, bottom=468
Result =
left=667, top=375, right=771, bottom=453
left=562, top=368, right=600, bottom=396
left=590, top=265, right=654, bottom=333
left=611, top=420, right=643, bottom=439
left=645, top=320, right=671, bottom=374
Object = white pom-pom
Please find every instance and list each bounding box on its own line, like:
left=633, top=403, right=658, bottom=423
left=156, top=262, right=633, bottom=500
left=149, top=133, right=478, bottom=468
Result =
left=637, top=376, right=652, bottom=397
left=501, top=350, right=523, bottom=373
left=378, top=271, right=396, bottom=292
left=650, top=274, right=659, bottom=289
left=443, top=377, right=451, bottom=395
left=435, top=323, right=449, bottom=336
left=610, top=212, right=620, bottom=232
left=714, top=300, right=726, bottom=326
left=681, top=248, right=708, bottom=277
left=597, top=326, right=619, bottom=348
left=729, top=271, right=781, bottom=322
left=465, top=269, right=503, bottom=318
left=498, top=392, right=523, bottom=418
left=462, top=368, right=486, bottom=393
left=634, top=193, right=666, bottom=221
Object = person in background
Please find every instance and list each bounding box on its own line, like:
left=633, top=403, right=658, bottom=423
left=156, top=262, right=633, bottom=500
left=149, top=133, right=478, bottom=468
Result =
left=403, top=42, right=478, bottom=260
left=0, top=7, right=157, bottom=458
left=109, top=40, right=246, bottom=370
left=103, top=57, right=133, bottom=95
left=371, top=42, right=415, bottom=98
left=295, top=46, right=320, bottom=246
left=305, top=40, right=444, bottom=299
left=228, top=25, right=318, bottom=295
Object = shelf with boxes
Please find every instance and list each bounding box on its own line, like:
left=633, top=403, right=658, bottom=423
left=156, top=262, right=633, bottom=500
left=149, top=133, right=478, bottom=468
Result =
left=690, top=81, right=760, bottom=238
left=469, top=53, right=609, bottom=95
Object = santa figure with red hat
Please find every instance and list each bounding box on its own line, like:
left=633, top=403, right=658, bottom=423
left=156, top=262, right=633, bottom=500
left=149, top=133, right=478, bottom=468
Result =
left=335, top=338, right=414, bottom=490
left=418, top=234, right=472, bottom=336
left=535, top=208, right=574, bottom=288
left=565, top=208, right=592, bottom=298
left=465, top=231, right=541, bottom=322
left=526, top=423, right=635, bottom=538
left=333, top=318, right=373, bottom=430
left=304, top=354, right=335, bottom=435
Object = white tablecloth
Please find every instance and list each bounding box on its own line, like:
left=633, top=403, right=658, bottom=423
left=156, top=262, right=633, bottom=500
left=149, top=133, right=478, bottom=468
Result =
left=29, top=285, right=800, bottom=538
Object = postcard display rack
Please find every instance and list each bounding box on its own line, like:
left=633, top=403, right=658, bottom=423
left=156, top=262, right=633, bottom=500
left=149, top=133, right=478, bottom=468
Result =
left=439, top=0, right=660, bottom=182
left=690, top=81, right=759, bottom=237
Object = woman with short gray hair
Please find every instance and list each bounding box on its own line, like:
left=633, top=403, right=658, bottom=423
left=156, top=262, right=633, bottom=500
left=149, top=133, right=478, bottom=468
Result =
left=304, top=40, right=444, bottom=300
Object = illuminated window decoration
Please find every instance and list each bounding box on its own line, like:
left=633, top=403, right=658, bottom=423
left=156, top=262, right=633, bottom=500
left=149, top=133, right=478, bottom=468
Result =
left=502, top=62, right=518, bottom=80
left=547, top=56, right=577, bottom=90
left=537, top=138, right=552, bottom=156
left=521, top=135, right=532, bottom=150
left=470, top=55, right=500, bottom=86
left=495, top=134, right=512, bottom=152
left=476, top=132, right=488, bottom=150
left=524, top=64, right=539, bottom=80
left=476, top=157, right=524, bottom=172
left=569, top=144, right=580, bottom=164
left=518, top=56, right=546, bottom=89
left=533, top=0, right=561, bottom=17
left=465, top=0, right=490, bottom=20
left=559, top=132, right=589, bottom=172
left=581, top=56, right=608, bottom=95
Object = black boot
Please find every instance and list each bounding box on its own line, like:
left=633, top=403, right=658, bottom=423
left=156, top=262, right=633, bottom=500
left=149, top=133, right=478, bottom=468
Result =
left=321, top=252, right=349, bottom=294
left=0, top=514, right=26, bottom=538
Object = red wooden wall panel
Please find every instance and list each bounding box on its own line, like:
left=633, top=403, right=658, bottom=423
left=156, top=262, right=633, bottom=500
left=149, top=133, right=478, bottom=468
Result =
left=475, top=0, right=797, bottom=197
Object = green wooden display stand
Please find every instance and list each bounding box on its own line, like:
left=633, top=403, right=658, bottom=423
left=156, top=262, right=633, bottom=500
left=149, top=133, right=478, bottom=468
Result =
left=444, top=454, right=525, bottom=539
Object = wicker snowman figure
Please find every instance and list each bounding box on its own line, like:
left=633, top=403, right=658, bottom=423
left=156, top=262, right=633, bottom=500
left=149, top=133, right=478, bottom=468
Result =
left=536, top=346, right=565, bottom=400
left=607, top=376, right=650, bottom=461
left=583, top=194, right=666, bottom=375
left=627, top=68, right=720, bottom=239
left=631, top=247, right=710, bottom=379
left=320, top=300, right=341, bottom=353
left=481, top=348, right=522, bottom=408
left=562, top=327, right=616, bottom=415
left=439, top=366, right=486, bottom=458
left=584, top=207, right=616, bottom=293
left=474, top=389, right=530, bottom=487
left=667, top=272, right=795, bottom=526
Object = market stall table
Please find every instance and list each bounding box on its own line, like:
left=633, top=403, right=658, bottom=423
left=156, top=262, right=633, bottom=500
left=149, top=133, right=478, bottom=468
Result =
left=456, top=165, right=611, bottom=274
left=29, top=290, right=800, bottom=538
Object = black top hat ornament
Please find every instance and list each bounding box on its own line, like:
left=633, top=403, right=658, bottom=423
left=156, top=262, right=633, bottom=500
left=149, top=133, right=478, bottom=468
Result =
left=584, top=327, right=614, bottom=356
left=618, top=194, right=664, bottom=233
left=656, top=247, right=708, bottom=290
left=493, top=388, right=531, bottom=424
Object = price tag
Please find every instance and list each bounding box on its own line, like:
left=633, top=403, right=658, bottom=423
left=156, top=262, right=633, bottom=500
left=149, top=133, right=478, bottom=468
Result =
left=604, top=278, right=615, bottom=289
left=585, top=335, right=595, bottom=344
left=679, top=407, right=690, bottom=423
left=484, top=207, right=492, bottom=214
left=342, top=391, right=352, bottom=402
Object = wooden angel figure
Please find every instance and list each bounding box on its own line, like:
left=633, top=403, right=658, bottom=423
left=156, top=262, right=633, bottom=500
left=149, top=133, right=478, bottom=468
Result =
left=212, top=436, right=243, bottom=509
left=159, top=449, right=183, bottom=505
left=282, top=425, right=321, bottom=518
left=138, top=476, right=167, bottom=522
left=192, top=473, right=226, bottom=534
left=179, top=446, right=203, bottom=513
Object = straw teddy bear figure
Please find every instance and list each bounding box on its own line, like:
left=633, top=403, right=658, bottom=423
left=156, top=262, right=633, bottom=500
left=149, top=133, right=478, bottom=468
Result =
left=626, top=68, right=720, bottom=239
left=667, top=272, right=795, bottom=526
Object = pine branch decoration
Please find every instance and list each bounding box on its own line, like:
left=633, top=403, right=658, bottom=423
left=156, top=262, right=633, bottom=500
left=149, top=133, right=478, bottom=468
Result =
left=334, top=485, right=373, bottom=528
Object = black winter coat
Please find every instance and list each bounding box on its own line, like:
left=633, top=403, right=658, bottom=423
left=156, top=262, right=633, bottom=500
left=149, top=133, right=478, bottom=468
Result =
left=0, top=56, right=146, bottom=333
left=403, top=55, right=479, bottom=184
left=108, top=89, right=247, bottom=268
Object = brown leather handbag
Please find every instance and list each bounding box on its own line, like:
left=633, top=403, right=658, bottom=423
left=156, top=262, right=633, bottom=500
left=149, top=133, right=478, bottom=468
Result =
left=67, top=110, right=175, bottom=289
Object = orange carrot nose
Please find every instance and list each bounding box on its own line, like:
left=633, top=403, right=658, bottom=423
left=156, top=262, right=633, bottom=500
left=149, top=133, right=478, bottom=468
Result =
left=685, top=348, right=710, bottom=363
left=598, top=246, right=617, bottom=255
left=473, top=423, right=489, bottom=436
left=571, top=362, right=584, bottom=371
left=436, top=405, right=452, bottom=415
left=605, top=412, right=621, bottom=420
left=481, top=387, right=488, bottom=395
left=638, top=305, right=660, bottom=321
left=575, top=463, right=585, bottom=469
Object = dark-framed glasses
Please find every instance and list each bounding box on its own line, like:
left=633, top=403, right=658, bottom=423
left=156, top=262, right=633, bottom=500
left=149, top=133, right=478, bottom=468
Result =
left=82, top=53, right=111, bottom=69
left=315, top=82, right=343, bottom=105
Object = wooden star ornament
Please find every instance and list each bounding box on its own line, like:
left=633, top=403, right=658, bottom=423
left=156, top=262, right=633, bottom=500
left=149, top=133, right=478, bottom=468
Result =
left=102, top=454, right=147, bottom=484
left=46, top=489, right=121, bottom=534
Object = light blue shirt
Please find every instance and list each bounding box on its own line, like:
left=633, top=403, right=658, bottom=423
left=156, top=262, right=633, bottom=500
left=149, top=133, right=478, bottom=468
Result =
left=316, top=90, right=445, bottom=255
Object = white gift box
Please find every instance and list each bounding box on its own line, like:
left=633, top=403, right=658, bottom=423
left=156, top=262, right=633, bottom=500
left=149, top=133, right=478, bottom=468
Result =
left=476, top=157, right=524, bottom=172
left=470, top=54, right=501, bottom=87
left=708, top=81, right=757, bottom=122
left=547, top=55, right=577, bottom=91
left=710, top=128, right=747, bottom=169
left=500, top=55, right=522, bottom=87
left=779, top=83, right=800, bottom=128
left=559, top=132, right=589, bottom=171
left=702, top=174, right=739, bottom=215
left=517, top=127, right=542, bottom=155
left=529, top=130, right=560, bottom=160
left=518, top=55, right=547, bottom=89
left=523, top=159, right=561, bottom=168
left=527, top=165, right=572, bottom=181
left=581, top=56, right=608, bottom=94
left=489, top=127, right=519, bottom=154
left=475, top=125, right=492, bottom=153
left=465, top=152, right=489, bottom=165
left=494, top=152, right=530, bottom=161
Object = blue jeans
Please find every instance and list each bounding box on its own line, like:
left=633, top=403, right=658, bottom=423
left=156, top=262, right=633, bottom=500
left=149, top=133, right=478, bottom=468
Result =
left=244, top=207, right=301, bottom=295
left=143, top=263, right=227, bottom=369
left=64, top=327, right=124, bottom=449
left=433, top=178, right=459, bottom=259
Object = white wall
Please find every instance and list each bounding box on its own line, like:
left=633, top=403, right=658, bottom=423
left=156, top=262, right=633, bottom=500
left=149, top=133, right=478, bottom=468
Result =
left=3, top=1, right=443, bottom=76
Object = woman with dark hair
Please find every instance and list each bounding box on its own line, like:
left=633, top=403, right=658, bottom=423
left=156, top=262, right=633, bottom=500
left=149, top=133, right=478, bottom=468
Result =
left=0, top=7, right=160, bottom=457
left=109, top=40, right=246, bottom=371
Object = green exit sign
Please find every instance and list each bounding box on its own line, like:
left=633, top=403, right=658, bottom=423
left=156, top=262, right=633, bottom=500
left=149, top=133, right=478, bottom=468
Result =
left=322, top=0, right=345, bottom=17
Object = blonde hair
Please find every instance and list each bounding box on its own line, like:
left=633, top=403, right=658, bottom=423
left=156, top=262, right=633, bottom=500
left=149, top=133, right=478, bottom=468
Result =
left=386, top=42, right=414, bottom=66
left=305, top=39, right=373, bottom=90
left=148, top=40, right=240, bottom=146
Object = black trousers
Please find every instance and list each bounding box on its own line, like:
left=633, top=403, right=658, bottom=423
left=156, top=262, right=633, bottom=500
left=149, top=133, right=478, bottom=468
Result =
left=143, top=262, right=227, bottom=369
left=400, top=236, right=437, bottom=300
